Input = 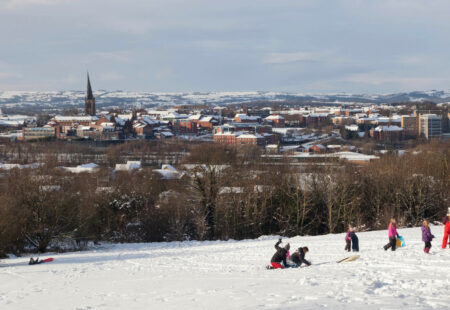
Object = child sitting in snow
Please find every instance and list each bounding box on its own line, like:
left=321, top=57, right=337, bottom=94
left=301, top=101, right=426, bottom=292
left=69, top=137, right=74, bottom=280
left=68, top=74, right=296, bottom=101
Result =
left=288, top=246, right=311, bottom=267
left=421, top=220, right=434, bottom=254
left=270, top=238, right=290, bottom=269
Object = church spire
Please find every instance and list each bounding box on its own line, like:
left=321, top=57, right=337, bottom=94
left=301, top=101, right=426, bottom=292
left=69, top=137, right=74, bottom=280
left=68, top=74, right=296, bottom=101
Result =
left=85, top=72, right=96, bottom=116
left=86, top=72, right=94, bottom=100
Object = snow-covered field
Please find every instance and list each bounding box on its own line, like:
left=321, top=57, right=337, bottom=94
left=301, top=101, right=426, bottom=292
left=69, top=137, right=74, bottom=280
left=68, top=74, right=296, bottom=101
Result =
left=1, top=226, right=449, bottom=310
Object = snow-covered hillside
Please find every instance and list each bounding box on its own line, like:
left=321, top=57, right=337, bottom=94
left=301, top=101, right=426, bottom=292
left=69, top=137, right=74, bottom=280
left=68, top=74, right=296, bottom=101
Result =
left=1, top=226, right=449, bottom=309
left=1, top=90, right=450, bottom=111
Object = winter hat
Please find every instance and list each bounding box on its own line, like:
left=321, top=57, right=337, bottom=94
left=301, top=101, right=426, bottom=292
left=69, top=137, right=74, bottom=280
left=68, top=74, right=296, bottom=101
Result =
left=284, top=243, right=290, bottom=251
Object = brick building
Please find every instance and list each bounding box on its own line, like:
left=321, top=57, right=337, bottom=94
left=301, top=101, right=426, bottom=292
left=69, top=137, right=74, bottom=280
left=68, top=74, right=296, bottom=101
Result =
left=369, top=125, right=404, bottom=142
left=265, top=114, right=285, bottom=128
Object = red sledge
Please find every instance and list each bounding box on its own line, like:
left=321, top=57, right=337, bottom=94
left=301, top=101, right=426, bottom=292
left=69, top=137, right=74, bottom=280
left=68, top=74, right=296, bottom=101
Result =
left=29, top=257, right=54, bottom=265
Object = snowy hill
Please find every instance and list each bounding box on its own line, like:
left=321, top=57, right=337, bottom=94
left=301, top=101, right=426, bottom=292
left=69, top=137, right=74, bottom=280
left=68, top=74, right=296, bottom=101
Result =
left=1, top=226, right=449, bottom=309
left=1, top=90, right=450, bottom=111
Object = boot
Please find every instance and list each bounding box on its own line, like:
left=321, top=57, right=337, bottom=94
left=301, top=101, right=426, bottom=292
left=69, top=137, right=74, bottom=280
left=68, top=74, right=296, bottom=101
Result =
left=424, top=248, right=430, bottom=254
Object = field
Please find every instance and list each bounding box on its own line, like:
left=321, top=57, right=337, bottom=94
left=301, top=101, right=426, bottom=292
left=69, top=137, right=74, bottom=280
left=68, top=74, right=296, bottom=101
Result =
left=1, top=226, right=449, bottom=310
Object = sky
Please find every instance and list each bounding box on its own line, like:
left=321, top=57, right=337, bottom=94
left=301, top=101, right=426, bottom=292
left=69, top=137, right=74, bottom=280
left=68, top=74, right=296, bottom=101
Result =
left=1, top=0, right=450, bottom=93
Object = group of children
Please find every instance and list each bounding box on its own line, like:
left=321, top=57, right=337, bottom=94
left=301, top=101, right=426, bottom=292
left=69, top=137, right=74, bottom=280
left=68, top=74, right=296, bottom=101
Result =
left=269, top=239, right=311, bottom=269
left=268, top=211, right=450, bottom=269
left=384, top=212, right=450, bottom=253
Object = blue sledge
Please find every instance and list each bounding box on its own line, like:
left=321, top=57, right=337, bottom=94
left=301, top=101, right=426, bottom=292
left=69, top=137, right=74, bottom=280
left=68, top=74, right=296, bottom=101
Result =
left=396, top=236, right=405, bottom=248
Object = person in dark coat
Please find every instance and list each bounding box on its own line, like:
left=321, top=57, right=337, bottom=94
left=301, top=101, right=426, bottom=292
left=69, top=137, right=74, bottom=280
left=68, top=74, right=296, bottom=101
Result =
left=421, top=220, right=434, bottom=253
left=350, top=230, right=359, bottom=252
left=289, top=247, right=311, bottom=267
left=270, top=238, right=290, bottom=269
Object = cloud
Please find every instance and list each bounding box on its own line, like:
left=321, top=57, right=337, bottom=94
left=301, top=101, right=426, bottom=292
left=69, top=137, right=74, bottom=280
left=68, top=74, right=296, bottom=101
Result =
left=93, top=51, right=133, bottom=63
left=0, top=72, right=22, bottom=80
left=262, top=51, right=331, bottom=64
left=99, top=72, right=124, bottom=81
left=1, top=0, right=71, bottom=9
left=396, top=55, right=424, bottom=65
left=343, top=71, right=450, bottom=90
left=0, top=60, right=21, bottom=80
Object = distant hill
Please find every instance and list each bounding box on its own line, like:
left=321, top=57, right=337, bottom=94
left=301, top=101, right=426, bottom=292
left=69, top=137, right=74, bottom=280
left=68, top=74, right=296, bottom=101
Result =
left=0, top=90, right=449, bottom=113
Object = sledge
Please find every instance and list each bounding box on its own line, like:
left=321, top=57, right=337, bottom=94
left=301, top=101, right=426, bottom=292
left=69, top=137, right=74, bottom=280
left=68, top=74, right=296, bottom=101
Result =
left=396, top=236, right=405, bottom=248
left=337, top=255, right=360, bottom=263
left=29, top=257, right=54, bottom=265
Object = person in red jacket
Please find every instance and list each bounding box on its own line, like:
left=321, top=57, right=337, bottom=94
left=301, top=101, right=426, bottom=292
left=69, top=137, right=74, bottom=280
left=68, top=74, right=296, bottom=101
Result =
left=442, top=214, right=450, bottom=249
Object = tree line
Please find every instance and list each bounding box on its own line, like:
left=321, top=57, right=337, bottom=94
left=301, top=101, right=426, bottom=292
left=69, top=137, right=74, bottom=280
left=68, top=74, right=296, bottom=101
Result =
left=0, top=141, right=448, bottom=257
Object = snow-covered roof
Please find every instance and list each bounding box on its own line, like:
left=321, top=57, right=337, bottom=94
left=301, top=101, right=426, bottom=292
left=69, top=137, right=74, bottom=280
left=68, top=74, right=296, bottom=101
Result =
left=281, top=151, right=379, bottom=162
left=219, top=187, right=244, bottom=195
left=327, top=144, right=342, bottom=149
left=345, top=125, right=359, bottom=131
left=199, top=116, right=217, bottom=122
left=55, top=116, right=97, bottom=122
left=0, top=162, right=43, bottom=170
left=238, top=133, right=261, bottom=139
left=153, top=165, right=183, bottom=180
left=377, top=117, right=401, bottom=123
left=117, top=114, right=132, bottom=121
left=234, top=114, right=260, bottom=121
left=115, top=161, right=142, bottom=172
left=266, top=144, right=279, bottom=149
left=140, top=116, right=159, bottom=125
left=373, top=125, right=403, bottom=132
left=265, top=114, right=285, bottom=120
left=160, top=131, right=174, bottom=137
left=114, top=117, right=126, bottom=126
left=188, top=114, right=202, bottom=121
left=101, top=122, right=115, bottom=127
left=63, top=163, right=99, bottom=173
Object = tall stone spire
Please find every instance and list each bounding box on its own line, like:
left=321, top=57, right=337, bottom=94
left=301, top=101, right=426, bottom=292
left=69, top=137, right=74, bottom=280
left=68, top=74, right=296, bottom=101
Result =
left=85, top=72, right=96, bottom=116
left=86, top=72, right=94, bottom=100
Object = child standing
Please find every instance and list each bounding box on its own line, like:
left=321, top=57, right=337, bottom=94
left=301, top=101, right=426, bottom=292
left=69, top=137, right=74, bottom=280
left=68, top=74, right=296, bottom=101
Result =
left=350, top=228, right=359, bottom=252
left=384, top=218, right=399, bottom=251
left=345, top=225, right=352, bottom=252
left=442, top=213, right=450, bottom=249
left=421, top=220, right=434, bottom=253
left=345, top=225, right=359, bottom=252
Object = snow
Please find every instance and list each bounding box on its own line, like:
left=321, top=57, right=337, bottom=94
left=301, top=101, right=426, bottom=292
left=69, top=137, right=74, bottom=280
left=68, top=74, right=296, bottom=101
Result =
left=115, top=161, right=142, bottom=172
left=153, top=165, right=183, bottom=179
left=62, top=163, right=99, bottom=173
left=266, top=114, right=285, bottom=120
left=1, top=226, right=450, bottom=309
left=54, top=116, right=97, bottom=122
left=0, top=162, right=42, bottom=170
left=373, top=125, right=403, bottom=132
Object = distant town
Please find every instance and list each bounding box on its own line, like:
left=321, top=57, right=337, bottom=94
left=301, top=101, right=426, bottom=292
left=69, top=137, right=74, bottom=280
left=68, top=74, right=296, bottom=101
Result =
left=0, top=74, right=448, bottom=167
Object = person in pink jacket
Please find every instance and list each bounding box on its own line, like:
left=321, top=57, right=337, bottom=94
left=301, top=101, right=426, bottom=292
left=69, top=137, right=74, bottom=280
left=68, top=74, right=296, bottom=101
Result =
left=345, top=225, right=353, bottom=252
left=384, top=218, right=399, bottom=251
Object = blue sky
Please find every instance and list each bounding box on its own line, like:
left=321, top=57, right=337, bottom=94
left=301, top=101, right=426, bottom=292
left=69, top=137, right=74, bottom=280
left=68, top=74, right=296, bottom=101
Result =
left=1, top=0, right=450, bottom=93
